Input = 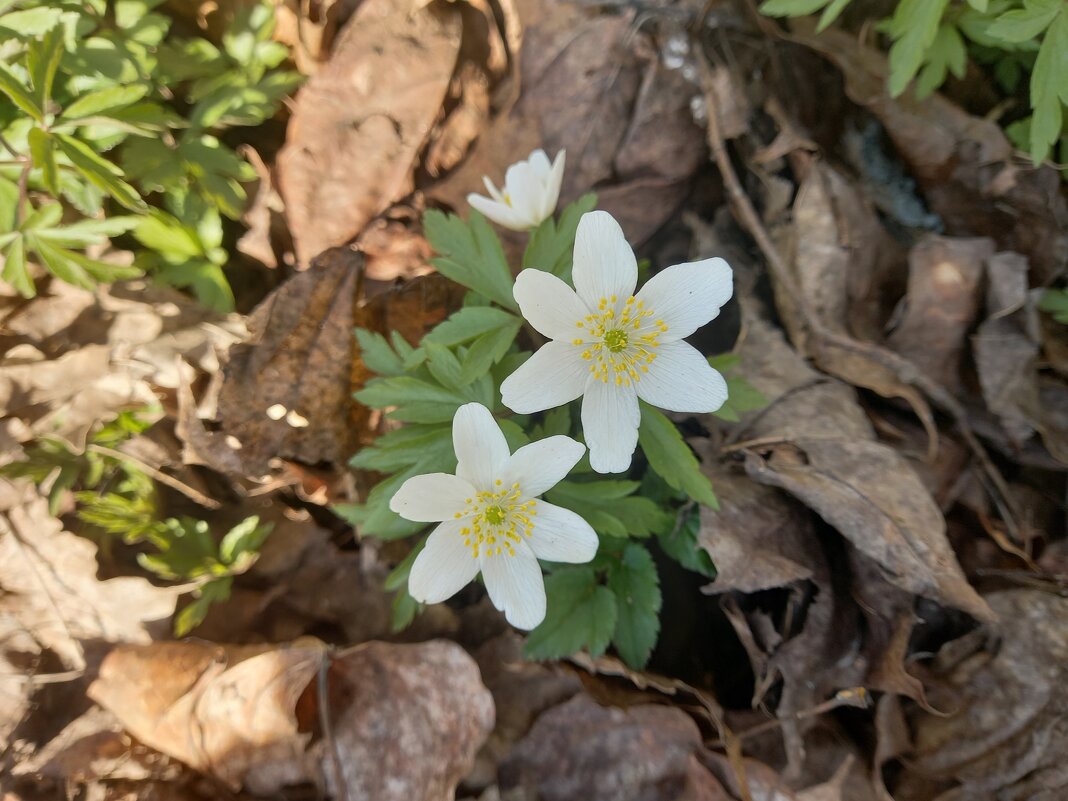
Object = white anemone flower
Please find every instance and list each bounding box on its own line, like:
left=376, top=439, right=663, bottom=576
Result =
left=390, top=402, right=597, bottom=630
left=500, top=210, right=733, bottom=474
left=467, top=149, right=566, bottom=231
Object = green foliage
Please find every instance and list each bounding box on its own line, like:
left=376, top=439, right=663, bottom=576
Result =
left=707, top=354, right=768, bottom=422
left=0, top=0, right=301, bottom=306
left=606, top=543, right=662, bottom=668
left=758, top=0, right=1068, bottom=165
left=637, top=403, right=719, bottom=510
left=524, top=566, right=618, bottom=660
left=546, top=478, right=674, bottom=538
left=522, top=192, right=597, bottom=282
left=1, top=406, right=270, bottom=636
left=1038, top=287, right=1068, bottom=322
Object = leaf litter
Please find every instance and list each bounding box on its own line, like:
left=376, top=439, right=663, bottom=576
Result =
left=5, top=0, right=1068, bottom=800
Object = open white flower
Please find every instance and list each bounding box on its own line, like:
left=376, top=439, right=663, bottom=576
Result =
left=467, top=149, right=565, bottom=231
left=390, top=402, right=597, bottom=630
left=500, top=210, right=733, bottom=474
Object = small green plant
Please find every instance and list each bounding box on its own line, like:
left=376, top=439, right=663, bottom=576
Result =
left=759, top=0, right=1068, bottom=165
left=0, top=0, right=301, bottom=309
left=342, top=154, right=764, bottom=668
left=1038, top=287, right=1068, bottom=322
left=2, top=409, right=272, bottom=635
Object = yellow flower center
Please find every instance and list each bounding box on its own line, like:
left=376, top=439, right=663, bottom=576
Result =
left=570, top=295, right=669, bottom=387
left=453, top=479, right=536, bottom=559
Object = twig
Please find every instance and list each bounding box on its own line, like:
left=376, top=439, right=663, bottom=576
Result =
left=694, top=46, right=1023, bottom=545
left=706, top=688, right=870, bottom=747
left=86, top=444, right=221, bottom=510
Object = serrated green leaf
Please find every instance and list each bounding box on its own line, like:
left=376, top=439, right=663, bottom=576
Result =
left=522, top=192, right=597, bottom=281
left=424, top=341, right=465, bottom=391
left=607, top=543, right=661, bottom=668
left=0, top=7, right=66, bottom=36
left=525, top=567, right=618, bottom=660
left=1028, top=7, right=1068, bottom=164
left=425, top=306, right=521, bottom=346
left=887, top=0, right=951, bottom=97
left=21, top=201, right=64, bottom=231
left=34, top=216, right=139, bottom=246
left=355, top=328, right=406, bottom=376
left=658, top=507, right=716, bottom=578
left=0, top=60, right=43, bottom=121
left=350, top=424, right=454, bottom=472
left=637, top=403, right=718, bottom=509
left=915, top=22, right=968, bottom=98
left=27, top=127, right=58, bottom=195
left=155, top=259, right=235, bottom=312
left=988, top=0, right=1061, bottom=42
left=0, top=176, right=19, bottom=231
left=546, top=479, right=673, bottom=538
left=424, top=209, right=517, bottom=310
left=174, top=577, right=232, bottom=636
left=54, top=134, right=145, bottom=210
left=354, top=376, right=467, bottom=424
left=219, top=515, right=272, bottom=565
left=134, top=212, right=204, bottom=258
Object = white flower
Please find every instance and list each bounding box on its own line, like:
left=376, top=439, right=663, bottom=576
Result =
left=467, top=149, right=566, bottom=231
left=390, top=402, right=597, bottom=630
left=500, top=210, right=733, bottom=474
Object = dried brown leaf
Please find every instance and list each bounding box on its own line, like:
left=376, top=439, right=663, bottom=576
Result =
left=277, top=0, right=463, bottom=265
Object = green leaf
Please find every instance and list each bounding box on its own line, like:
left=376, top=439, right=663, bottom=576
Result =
left=355, top=328, right=407, bottom=376
left=658, top=507, right=716, bottom=578
left=0, top=7, right=67, bottom=36
left=547, top=478, right=673, bottom=538
left=54, top=134, right=145, bottom=211
left=1028, top=7, right=1068, bottom=164
left=30, top=237, right=95, bottom=289
left=2, top=236, right=33, bottom=298
left=21, top=202, right=64, bottom=231
left=607, top=544, right=661, bottom=668
left=522, top=192, right=597, bottom=281
left=0, top=175, right=19, bottom=231
left=966, top=0, right=989, bottom=11
left=525, top=567, right=618, bottom=660
left=816, top=0, right=854, bottom=31
left=887, top=0, right=951, bottom=97
left=219, top=515, right=273, bottom=565
left=1038, top=288, right=1068, bottom=323
left=915, top=22, right=968, bottom=99
left=637, top=403, right=718, bottom=509
left=28, top=24, right=65, bottom=111
left=425, top=306, right=521, bottom=347
left=154, top=259, right=234, bottom=312
left=350, top=424, right=454, bottom=472
left=424, top=342, right=465, bottom=391
left=61, top=84, right=149, bottom=120
left=759, top=0, right=829, bottom=16
left=174, top=577, right=232, bottom=636
left=354, top=376, right=467, bottom=423
left=34, top=216, right=139, bottom=246
left=423, top=209, right=517, bottom=310
left=134, top=212, right=204, bottom=258
left=987, top=0, right=1061, bottom=42
left=0, top=60, right=43, bottom=121
left=27, top=128, right=58, bottom=195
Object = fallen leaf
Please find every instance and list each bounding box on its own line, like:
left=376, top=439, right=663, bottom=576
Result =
left=499, top=694, right=729, bottom=800
left=277, top=0, right=463, bottom=265
left=903, top=590, right=1068, bottom=800
left=429, top=0, right=706, bottom=244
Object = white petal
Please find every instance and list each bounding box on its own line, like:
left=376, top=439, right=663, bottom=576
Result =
left=453, top=402, right=510, bottom=492
left=408, top=520, right=479, bottom=604
left=500, top=341, right=588, bottom=414
left=528, top=500, right=598, bottom=563
left=500, top=435, right=585, bottom=498
left=634, top=257, right=733, bottom=341
left=545, top=150, right=566, bottom=218
left=482, top=176, right=506, bottom=204
left=481, top=540, right=546, bottom=630
left=513, top=269, right=590, bottom=341
left=636, top=340, right=728, bottom=413
left=468, top=193, right=530, bottom=231
left=581, top=376, right=640, bottom=474
left=572, top=211, right=637, bottom=308
left=528, top=149, right=551, bottom=177
left=390, top=472, right=474, bottom=522
left=503, top=160, right=541, bottom=224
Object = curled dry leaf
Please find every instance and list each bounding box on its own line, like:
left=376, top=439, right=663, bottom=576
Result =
left=277, top=0, right=463, bottom=266
left=90, top=639, right=494, bottom=800
left=902, top=590, right=1068, bottom=801
left=499, top=694, right=730, bottom=801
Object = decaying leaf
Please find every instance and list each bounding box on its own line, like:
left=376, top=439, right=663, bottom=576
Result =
left=89, top=639, right=494, bottom=800
left=277, top=0, right=463, bottom=265
left=902, top=590, right=1068, bottom=800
